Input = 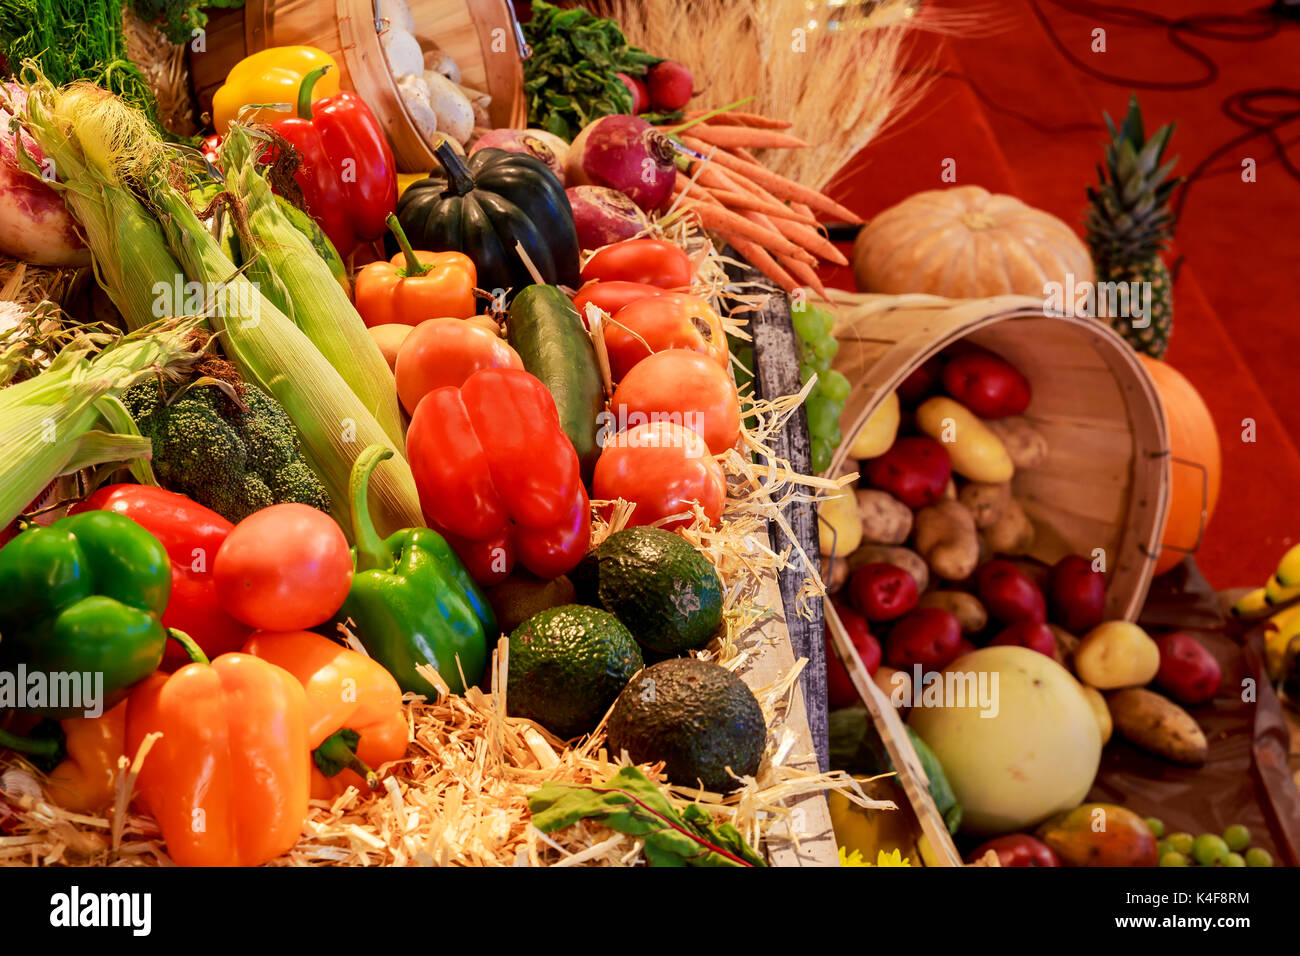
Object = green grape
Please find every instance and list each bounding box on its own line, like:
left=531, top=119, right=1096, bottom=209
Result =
left=1222, top=825, right=1250, bottom=852
left=791, top=310, right=820, bottom=343
left=1159, top=852, right=1189, bottom=867
left=806, top=398, right=838, bottom=438
left=1145, top=817, right=1165, bottom=838
left=822, top=369, right=851, bottom=403
left=1166, top=832, right=1194, bottom=855
left=1192, top=834, right=1229, bottom=867
left=812, top=305, right=835, bottom=338
left=1155, top=839, right=1171, bottom=858
left=798, top=361, right=816, bottom=386
left=826, top=422, right=842, bottom=449
left=811, top=437, right=832, bottom=474
left=1224, top=853, right=1246, bottom=868
left=811, top=336, right=838, bottom=363
left=1245, top=847, right=1273, bottom=867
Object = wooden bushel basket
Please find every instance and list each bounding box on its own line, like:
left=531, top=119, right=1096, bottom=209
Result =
left=189, top=0, right=528, bottom=172
left=826, top=291, right=1172, bottom=623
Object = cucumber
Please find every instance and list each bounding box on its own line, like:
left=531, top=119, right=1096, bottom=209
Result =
left=507, top=285, right=605, bottom=484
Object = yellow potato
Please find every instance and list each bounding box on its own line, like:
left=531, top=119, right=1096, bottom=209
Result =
left=848, top=390, right=899, bottom=459
left=1074, top=620, right=1160, bottom=689
left=1108, top=688, right=1207, bottom=766
left=1077, top=682, right=1112, bottom=744
left=916, top=396, right=1014, bottom=483
left=874, top=666, right=912, bottom=710
left=369, top=323, right=413, bottom=371
left=818, top=485, right=863, bottom=558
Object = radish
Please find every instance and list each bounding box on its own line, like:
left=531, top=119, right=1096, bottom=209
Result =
left=566, top=186, right=649, bottom=251
left=647, top=61, right=694, bottom=111
left=470, top=128, right=568, bottom=184
left=616, top=72, right=649, bottom=114
left=565, top=115, right=677, bottom=213
left=0, top=84, right=88, bottom=267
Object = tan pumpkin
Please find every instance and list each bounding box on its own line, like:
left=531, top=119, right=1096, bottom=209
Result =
left=853, top=186, right=1094, bottom=298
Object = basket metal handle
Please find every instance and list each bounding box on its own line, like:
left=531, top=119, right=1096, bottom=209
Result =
left=504, top=0, right=533, bottom=60
left=1141, top=451, right=1211, bottom=563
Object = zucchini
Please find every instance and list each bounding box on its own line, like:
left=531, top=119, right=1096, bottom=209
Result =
left=507, top=285, right=605, bottom=484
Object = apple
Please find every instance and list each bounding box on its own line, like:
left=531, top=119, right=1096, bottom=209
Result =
left=967, top=834, right=1060, bottom=867
left=1155, top=632, right=1222, bottom=705
left=1048, top=555, right=1106, bottom=634
left=884, top=607, right=963, bottom=671
left=646, top=60, right=694, bottom=111
left=941, top=350, right=1032, bottom=419
left=825, top=599, right=881, bottom=709
left=863, top=436, right=952, bottom=509
left=977, top=559, right=1047, bottom=626
left=848, top=563, right=919, bottom=622
left=991, top=620, right=1057, bottom=658
left=897, top=355, right=944, bottom=405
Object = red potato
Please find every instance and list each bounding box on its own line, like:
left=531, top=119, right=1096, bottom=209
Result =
left=847, top=563, right=918, bottom=622
left=991, top=620, right=1057, bottom=658
left=826, top=599, right=881, bottom=709
left=863, top=437, right=952, bottom=509
left=941, top=351, right=1032, bottom=419
left=1048, top=554, right=1107, bottom=634
left=953, top=637, right=978, bottom=659
left=617, top=72, right=649, bottom=113
left=647, top=60, right=694, bottom=111
left=1155, top=632, right=1222, bottom=705
left=977, top=559, right=1047, bottom=626
left=884, top=607, right=963, bottom=671
left=897, top=356, right=943, bottom=406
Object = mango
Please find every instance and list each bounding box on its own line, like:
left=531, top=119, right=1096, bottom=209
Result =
left=1036, top=803, right=1158, bottom=867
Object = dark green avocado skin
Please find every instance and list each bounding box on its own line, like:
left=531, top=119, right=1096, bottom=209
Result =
left=508, top=605, right=643, bottom=740
left=571, top=527, right=723, bottom=654
left=607, top=658, right=766, bottom=793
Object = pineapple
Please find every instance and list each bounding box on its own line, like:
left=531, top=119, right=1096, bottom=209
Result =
left=1084, top=95, right=1183, bottom=358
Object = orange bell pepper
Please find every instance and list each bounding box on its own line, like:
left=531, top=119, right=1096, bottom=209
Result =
left=241, top=629, right=408, bottom=799
left=125, top=631, right=310, bottom=867
left=355, top=214, right=477, bottom=327
left=45, top=702, right=128, bottom=813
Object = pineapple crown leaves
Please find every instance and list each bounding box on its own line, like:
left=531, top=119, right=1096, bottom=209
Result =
left=1085, top=94, right=1185, bottom=265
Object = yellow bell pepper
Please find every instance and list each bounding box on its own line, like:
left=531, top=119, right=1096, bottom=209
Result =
left=211, top=46, right=341, bottom=134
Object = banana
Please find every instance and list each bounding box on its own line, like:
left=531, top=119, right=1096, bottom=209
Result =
left=1275, top=542, right=1300, bottom=588
left=1265, top=576, right=1300, bottom=605
left=1231, top=587, right=1271, bottom=620
left=1265, top=603, right=1300, bottom=681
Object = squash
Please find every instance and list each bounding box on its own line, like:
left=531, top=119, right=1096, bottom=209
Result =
left=852, top=186, right=1094, bottom=298
left=1140, top=355, right=1221, bottom=575
left=391, top=140, right=581, bottom=306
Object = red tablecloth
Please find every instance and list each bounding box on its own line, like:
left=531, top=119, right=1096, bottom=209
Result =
left=822, top=0, right=1300, bottom=588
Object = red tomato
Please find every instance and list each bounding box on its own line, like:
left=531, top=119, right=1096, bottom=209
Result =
left=580, top=238, right=693, bottom=288
left=826, top=599, right=881, bottom=709
left=394, top=317, right=524, bottom=415
left=571, top=279, right=664, bottom=318
left=610, top=349, right=740, bottom=455
left=593, top=421, right=726, bottom=528
left=605, top=292, right=728, bottom=382
left=213, top=504, right=353, bottom=631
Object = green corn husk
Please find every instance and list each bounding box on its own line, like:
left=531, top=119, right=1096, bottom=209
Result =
left=15, top=71, right=424, bottom=540
left=0, top=316, right=199, bottom=529
left=219, top=124, right=405, bottom=447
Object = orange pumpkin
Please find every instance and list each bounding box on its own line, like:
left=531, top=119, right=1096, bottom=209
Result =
left=853, top=186, right=1094, bottom=298
left=1140, top=355, right=1221, bottom=576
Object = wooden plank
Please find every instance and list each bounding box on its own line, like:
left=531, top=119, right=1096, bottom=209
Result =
left=722, top=251, right=828, bottom=772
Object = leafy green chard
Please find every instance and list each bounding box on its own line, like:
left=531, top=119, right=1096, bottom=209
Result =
left=528, top=766, right=766, bottom=867
left=523, top=0, right=662, bottom=140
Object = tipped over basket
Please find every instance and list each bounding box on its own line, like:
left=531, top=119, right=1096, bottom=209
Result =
left=826, top=291, right=1171, bottom=623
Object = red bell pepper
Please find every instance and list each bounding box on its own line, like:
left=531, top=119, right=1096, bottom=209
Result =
left=270, top=65, right=397, bottom=258
left=72, top=485, right=248, bottom=667
left=405, top=367, right=591, bottom=585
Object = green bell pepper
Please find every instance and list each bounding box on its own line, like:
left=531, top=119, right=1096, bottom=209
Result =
left=0, top=511, right=170, bottom=718
left=337, top=445, right=496, bottom=697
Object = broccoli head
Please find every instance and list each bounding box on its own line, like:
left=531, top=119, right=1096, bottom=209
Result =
left=123, top=377, right=332, bottom=524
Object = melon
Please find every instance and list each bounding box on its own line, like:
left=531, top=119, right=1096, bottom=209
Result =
left=908, top=646, right=1101, bottom=836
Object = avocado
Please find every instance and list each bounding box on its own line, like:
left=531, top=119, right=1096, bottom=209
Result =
left=607, top=658, right=766, bottom=793
left=508, top=605, right=643, bottom=740
left=485, top=569, right=576, bottom=634
left=571, top=527, right=723, bottom=654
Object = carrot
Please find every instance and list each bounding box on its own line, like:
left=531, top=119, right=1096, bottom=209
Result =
left=696, top=162, right=816, bottom=224
left=791, top=201, right=816, bottom=220
left=777, top=253, right=830, bottom=300
left=678, top=135, right=863, bottom=223
left=723, top=236, right=800, bottom=294
left=684, top=125, right=811, bottom=150
left=682, top=201, right=807, bottom=259
left=770, top=217, right=848, bottom=266
left=684, top=110, right=794, bottom=130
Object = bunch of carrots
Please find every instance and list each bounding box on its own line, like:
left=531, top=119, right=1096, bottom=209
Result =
left=659, top=109, right=862, bottom=297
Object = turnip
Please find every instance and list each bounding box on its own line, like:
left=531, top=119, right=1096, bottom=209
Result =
left=565, top=186, right=648, bottom=251
left=565, top=115, right=677, bottom=213
left=470, top=129, right=568, bottom=183
left=0, top=85, right=88, bottom=267
left=647, top=61, right=694, bottom=111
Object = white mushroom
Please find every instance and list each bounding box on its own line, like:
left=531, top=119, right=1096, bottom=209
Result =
left=382, top=26, right=424, bottom=80
left=425, top=51, right=461, bottom=86
left=424, top=70, right=475, bottom=144
left=396, top=73, right=438, bottom=142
